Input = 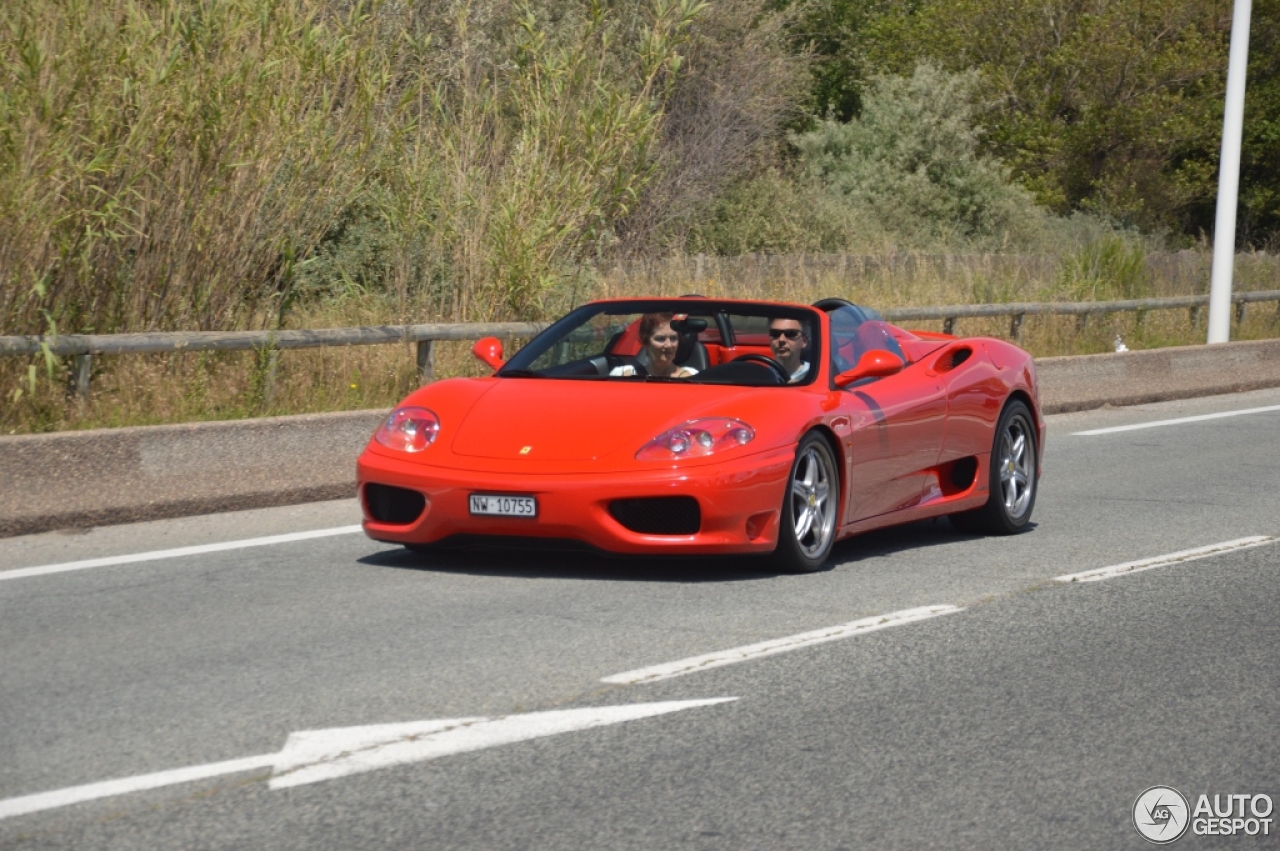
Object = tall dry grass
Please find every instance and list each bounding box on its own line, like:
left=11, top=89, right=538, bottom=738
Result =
left=0, top=0, right=400, bottom=336
left=1, top=0, right=710, bottom=335
left=364, top=0, right=706, bottom=322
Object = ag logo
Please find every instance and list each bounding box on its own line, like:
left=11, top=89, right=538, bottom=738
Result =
left=1134, top=786, right=1190, bottom=844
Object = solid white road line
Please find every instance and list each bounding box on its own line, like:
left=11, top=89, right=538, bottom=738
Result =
left=1053, top=536, right=1274, bottom=584
left=0, top=525, right=364, bottom=582
left=601, top=605, right=962, bottom=685
left=0, top=699, right=737, bottom=820
left=0, top=755, right=275, bottom=821
left=1072, top=404, right=1280, bottom=436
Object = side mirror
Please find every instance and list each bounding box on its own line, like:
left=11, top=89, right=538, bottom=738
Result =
left=834, top=350, right=904, bottom=388
left=472, top=336, right=505, bottom=371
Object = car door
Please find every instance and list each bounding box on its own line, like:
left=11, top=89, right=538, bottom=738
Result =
left=932, top=341, right=1007, bottom=468
left=827, top=312, right=948, bottom=523
left=840, top=371, right=948, bottom=522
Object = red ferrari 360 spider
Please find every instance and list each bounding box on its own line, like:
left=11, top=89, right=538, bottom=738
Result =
left=357, top=297, right=1043, bottom=572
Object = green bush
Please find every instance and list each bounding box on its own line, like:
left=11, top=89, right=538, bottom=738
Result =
left=685, top=169, right=887, bottom=255
left=793, top=64, right=1045, bottom=249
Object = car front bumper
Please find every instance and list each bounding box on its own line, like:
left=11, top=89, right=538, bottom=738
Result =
left=356, top=446, right=795, bottom=555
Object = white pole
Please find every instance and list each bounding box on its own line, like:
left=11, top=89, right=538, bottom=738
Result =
left=1207, top=0, right=1252, bottom=344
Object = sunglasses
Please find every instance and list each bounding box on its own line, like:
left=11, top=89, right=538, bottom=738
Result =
left=769, top=328, right=803, bottom=340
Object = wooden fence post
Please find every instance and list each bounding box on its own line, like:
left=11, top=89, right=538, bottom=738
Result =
left=1009, top=313, right=1024, bottom=342
left=69, top=353, right=92, bottom=401
left=416, top=340, right=435, bottom=384
left=263, top=350, right=280, bottom=405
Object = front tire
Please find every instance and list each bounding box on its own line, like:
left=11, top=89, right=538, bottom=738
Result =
left=950, top=399, right=1037, bottom=535
left=773, top=432, right=839, bottom=573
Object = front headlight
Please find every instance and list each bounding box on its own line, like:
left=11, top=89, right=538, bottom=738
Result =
left=375, top=406, right=441, bottom=452
left=636, top=418, right=755, bottom=461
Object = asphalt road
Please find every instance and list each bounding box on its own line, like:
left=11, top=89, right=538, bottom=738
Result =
left=2, top=388, right=1279, bottom=850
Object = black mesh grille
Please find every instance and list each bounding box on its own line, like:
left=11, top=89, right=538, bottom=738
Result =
left=364, top=483, right=426, bottom=525
left=608, top=497, right=701, bottom=535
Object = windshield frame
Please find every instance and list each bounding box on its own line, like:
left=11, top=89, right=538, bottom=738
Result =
left=497, top=299, right=827, bottom=386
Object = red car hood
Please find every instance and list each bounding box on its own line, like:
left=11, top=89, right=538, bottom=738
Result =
left=448, top=379, right=756, bottom=464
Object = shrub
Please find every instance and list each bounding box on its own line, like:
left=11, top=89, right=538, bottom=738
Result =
left=684, top=169, right=887, bottom=256
left=793, top=64, right=1045, bottom=249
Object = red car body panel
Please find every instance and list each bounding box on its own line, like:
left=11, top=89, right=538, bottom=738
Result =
left=356, top=298, right=1044, bottom=556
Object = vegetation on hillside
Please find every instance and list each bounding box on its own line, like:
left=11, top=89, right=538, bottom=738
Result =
left=788, top=0, right=1280, bottom=241
left=5, top=0, right=1279, bottom=331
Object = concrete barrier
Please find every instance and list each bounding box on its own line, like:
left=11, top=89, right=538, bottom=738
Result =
left=1036, top=338, right=1280, bottom=412
left=0, top=410, right=380, bottom=538
left=3, top=338, right=1279, bottom=537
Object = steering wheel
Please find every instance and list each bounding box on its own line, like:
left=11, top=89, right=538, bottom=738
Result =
left=732, top=354, right=790, bottom=384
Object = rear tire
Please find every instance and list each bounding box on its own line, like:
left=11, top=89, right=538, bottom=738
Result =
left=772, top=432, right=839, bottom=573
left=950, top=399, right=1037, bottom=535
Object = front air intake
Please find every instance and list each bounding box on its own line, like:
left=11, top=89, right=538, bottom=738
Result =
left=608, top=497, right=701, bottom=535
left=364, top=483, right=426, bottom=525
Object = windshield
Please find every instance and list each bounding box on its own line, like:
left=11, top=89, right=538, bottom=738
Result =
left=498, top=300, right=822, bottom=387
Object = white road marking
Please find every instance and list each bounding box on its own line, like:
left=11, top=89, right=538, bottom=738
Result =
left=601, top=605, right=962, bottom=685
left=0, top=525, right=364, bottom=582
left=1053, top=536, right=1274, bottom=584
left=270, top=698, right=737, bottom=789
left=1072, top=404, right=1280, bottom=435
left=0, top=699, right=736, bottom=820
left=0, top=755, right=275, bottom=821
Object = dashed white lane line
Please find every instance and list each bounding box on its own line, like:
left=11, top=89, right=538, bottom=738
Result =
left=0, top=525, right=364, bottom=582
left=1053, top=536, right=1274, bottom=584
left=1072, top=404, right=1280, bottom=436
left=601, top=605, right=963, bottom=685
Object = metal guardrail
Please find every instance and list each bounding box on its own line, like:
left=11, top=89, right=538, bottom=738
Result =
left=0, top=322, right=549, bottom=400
left=3, top=292, right=1278, bottom=400
left=882, top=290, right=1280, bottom=337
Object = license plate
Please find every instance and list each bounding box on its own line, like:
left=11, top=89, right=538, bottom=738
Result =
left=469, top=494, right=537, bottom=517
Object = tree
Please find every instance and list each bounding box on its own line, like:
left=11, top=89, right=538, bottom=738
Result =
left=1235, top=0, right=1280, bottom=247
left=860, top=0, right=1232, bottom=236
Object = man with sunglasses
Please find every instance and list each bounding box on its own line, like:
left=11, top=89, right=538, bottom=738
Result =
left=768, top=318, right=810, bottom=383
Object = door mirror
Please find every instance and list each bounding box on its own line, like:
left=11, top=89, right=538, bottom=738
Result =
left=472, top=336, right=505, bottom=371
left=834, top=350, right=904, bottom=388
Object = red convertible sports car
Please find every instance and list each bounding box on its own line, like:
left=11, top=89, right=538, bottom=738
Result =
left=357, top=297, right=1043, bottom=572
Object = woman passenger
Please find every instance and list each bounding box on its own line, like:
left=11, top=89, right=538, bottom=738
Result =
left=610, top=313, right=699, bottom=378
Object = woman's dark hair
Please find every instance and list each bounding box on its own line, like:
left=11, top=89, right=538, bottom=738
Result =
left=639, top=312, right=675, bottom=344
